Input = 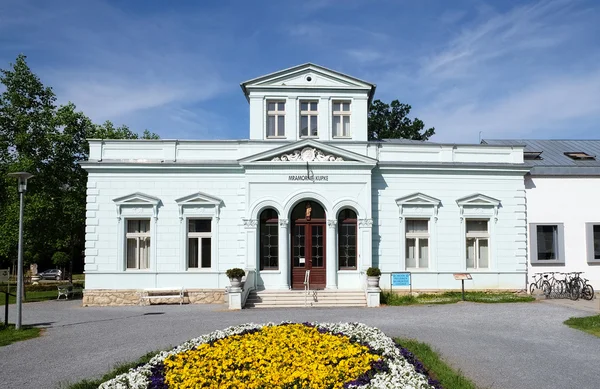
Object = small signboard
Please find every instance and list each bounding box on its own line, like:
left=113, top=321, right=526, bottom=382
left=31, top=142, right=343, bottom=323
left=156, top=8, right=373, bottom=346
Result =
left=453, top=273, right=472, bottom=280
left=0, top=269, right=8, bottom=282
left=391, top=272, right=411, bottom=287
left=299, top=257, right=305, bottom=264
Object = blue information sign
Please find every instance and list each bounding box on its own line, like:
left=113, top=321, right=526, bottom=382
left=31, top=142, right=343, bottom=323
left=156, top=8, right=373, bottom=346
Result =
left=391, top=272, right=411, bottom=287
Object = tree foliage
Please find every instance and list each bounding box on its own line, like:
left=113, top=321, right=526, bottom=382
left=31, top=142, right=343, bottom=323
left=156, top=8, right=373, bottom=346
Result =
left=368, top=99, right=435, bottom=141
left=0, top=55, right=159, bottom=270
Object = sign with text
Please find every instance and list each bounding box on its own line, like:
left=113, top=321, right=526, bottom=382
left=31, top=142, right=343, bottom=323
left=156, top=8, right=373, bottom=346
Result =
left=391, top=272, right=411, bottom=287
left=453, top=273, right=472, bottom=280
left=0, top=269, right=8, bottom=282
left=288, top=175, right=329, bottom=182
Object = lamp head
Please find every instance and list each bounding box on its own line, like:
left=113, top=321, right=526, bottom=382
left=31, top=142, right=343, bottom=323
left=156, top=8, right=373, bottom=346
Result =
left=7, top=172, right=34, bottom=193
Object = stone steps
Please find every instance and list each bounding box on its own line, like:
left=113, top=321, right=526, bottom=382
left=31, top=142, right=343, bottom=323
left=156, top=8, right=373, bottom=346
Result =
left=245, top=290, right=366, bottom=308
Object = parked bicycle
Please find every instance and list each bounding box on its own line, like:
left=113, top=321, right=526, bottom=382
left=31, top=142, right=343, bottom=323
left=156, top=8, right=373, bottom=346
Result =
left=529, top=271, right=595, bottom=300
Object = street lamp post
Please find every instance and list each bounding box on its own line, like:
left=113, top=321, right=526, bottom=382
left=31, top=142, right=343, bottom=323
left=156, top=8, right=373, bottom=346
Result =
left=7, top=172, right=33, bottom=330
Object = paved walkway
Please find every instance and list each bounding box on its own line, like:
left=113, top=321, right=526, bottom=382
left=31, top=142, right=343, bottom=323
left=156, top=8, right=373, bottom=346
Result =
left=539, top=295, right=600, bottom=313
left=1, top=300, right=599, bottom=389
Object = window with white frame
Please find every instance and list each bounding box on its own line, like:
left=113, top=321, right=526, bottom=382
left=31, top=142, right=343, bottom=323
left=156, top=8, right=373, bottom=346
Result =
left=405, top=219, right=429, bottom=268
left=300, top=101, right=318, bottom=137
left=188, top=219, right=212, bottom=269
left=126, top=219, right=150, bottom=269
left=332, top=101, right=351, bottom=137
left=466, top=220, right=489, bottom=269
left=266, top=101, right=285, bottom=138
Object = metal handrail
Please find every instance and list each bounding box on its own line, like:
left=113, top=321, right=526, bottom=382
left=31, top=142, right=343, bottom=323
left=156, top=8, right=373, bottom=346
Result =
left=304, top=270, right=310, bottom=307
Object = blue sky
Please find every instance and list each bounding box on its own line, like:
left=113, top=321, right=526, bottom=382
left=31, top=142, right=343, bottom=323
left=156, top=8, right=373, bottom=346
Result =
left=1, top=0, right=599, bottom=142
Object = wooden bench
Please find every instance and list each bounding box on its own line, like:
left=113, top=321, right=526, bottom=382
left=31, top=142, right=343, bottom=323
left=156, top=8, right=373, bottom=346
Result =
left=141, top=287, right=185, bottom=305
left=57, top=284, right=74, bottom=300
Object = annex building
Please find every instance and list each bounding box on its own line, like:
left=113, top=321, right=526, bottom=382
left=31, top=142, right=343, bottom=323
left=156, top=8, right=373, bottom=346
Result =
left=81, top=63, right=569, bottom=307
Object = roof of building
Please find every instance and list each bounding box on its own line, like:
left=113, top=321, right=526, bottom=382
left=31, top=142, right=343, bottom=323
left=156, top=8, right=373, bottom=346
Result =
left=482, top=139, right=600, bottom=176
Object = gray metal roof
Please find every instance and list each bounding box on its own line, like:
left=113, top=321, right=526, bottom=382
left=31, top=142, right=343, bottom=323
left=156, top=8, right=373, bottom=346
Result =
left=482, top=139, right=600, bottom=176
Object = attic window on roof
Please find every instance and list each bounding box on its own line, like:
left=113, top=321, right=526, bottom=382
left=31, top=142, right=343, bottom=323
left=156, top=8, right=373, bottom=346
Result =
left=524, top=151, right=543, bottom=160
left=564, top=152, right=596, bottom=160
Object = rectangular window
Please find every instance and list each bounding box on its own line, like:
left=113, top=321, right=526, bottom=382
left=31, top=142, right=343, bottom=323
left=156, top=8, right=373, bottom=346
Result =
left=466, top=220, right=489, bottom=269
left=300, top=101, right=318, bottom=137
left=188, top=219, right=212, bottom=269
left=530, top=223, right=565, bottom=264
left=126, top=219, right=150, bottom=269
left=585, top=223, right=600, bottom=263
left=266, top=101, right=285, bottom=137
left=405, top=219, right=429, bottom=269
left=332, top=101, right=351, bottom=137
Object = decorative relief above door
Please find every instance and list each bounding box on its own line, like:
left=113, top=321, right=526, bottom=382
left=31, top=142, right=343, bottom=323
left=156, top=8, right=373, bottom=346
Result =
left=271, top=147, right=344, bottom=162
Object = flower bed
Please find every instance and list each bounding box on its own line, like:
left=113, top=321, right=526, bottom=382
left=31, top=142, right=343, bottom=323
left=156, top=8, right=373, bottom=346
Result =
left=99, top=322, right=440, bottom=389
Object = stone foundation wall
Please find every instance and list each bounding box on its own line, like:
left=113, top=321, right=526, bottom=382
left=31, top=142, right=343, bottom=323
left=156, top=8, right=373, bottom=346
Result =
left=83, top=289, right=225, bottom=307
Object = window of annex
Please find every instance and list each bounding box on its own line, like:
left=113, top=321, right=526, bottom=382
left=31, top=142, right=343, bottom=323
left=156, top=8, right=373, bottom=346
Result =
left=113, top=192, right=160, bottom=272
left=126, top=219, right=150, bottom=269
left=260, top=208, right=279, bottom=270
left=586, top=223, right=600, bottom=263
left=266, top=101, right=286, bottom=138
left=188, top=219, right=212, bottom=269
left=465, top=220, right=489, bottom=269
left=396, top=193, right=441, bottom=271
left=300, top=101, right=318, bottom=138
left=332, top=101, right=351, bottom=138
left=338, top=209, right=357, bottom=270
left=175, top=192, right=222, bottom=271
left=405, top=219, right=429, bottom=269
left=530, top=223, right=565, bottom=265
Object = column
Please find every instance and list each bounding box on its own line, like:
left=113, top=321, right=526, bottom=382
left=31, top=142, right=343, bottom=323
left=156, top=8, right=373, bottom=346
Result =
left=243, top=219, right=258, bottom=270
left=326, top=219, right=337, bottom=289
left=278, top=218, right=290, bottom=289
left=359, top=219, right=373, bottom=270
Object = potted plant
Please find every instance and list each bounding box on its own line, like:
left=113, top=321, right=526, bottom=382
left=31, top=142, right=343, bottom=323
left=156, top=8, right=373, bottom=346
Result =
left=226, top=268, right=245, bottom=288
left=366, top=267, right=381, bottom=288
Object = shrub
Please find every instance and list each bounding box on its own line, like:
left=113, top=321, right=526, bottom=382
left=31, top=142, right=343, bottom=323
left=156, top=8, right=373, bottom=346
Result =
left=226, top=268, right=245, bottom=279
left=52, top=251, right=70, bottom=268
left=366, top=267, right=381, bottom=277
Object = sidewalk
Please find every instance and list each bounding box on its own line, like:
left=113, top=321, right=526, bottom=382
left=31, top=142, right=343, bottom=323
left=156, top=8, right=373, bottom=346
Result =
left=539, top=294, right=600, bottom=314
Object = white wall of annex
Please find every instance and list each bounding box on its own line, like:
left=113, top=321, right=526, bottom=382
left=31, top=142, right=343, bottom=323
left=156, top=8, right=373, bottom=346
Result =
left=85, top=171, right=245, bottom=290
left=373, top=169, right=528, bottom=290
left=526, top=176, right=600, bottom=290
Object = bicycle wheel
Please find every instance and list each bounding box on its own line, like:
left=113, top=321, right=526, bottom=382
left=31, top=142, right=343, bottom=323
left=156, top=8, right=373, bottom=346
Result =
left=582, top=285, right=594, bottom=301
left=542, top=281, right=551, bottom=298
left=529, top=282, right=538, bottom=295
left=569, top=282, right=580, bottom=301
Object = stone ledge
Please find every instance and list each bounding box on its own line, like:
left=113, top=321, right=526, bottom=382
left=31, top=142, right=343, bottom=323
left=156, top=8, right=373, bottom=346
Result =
left=82, top=289, right=225, bottom=307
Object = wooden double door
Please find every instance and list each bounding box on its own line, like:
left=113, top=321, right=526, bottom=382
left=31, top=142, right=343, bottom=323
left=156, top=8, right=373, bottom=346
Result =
left=291, top=220, right=327, bottom=290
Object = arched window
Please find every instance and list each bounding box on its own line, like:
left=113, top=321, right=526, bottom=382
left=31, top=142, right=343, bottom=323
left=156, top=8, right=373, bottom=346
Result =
left=338, top=209, right=357, bottom=270
left=260, top=208, right=279, bottom=270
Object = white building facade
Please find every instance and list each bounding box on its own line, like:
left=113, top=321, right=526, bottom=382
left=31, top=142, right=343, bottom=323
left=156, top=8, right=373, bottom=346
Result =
left=82, top=64, right=530, bottom=306
left=484, top=140, right=600, bottom=291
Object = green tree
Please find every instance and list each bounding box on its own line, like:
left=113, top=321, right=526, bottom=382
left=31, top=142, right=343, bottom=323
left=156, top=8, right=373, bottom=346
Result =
left=368, top=99, right=435, bottom=141
left=0, top=55, right=159, bottom=271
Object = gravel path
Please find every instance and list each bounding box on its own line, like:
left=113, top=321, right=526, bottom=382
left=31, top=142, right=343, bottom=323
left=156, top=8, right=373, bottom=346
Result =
left=1, top=300, right=598, bottom=389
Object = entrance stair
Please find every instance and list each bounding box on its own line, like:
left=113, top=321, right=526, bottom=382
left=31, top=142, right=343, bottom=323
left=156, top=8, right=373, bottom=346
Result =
left=244, top=289, right=366, bottom=308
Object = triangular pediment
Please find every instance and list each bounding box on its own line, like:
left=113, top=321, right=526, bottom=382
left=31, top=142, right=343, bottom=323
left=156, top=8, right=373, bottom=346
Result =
left=175, top=192, right=222, bottom=206
left=456, top=193, right=500, bottom=207
left=241, top=63, right=375, bottom=97
left=113, top=192, right=160, bottom=206
left=239, top=139, right=377, bottom=165
left=396, top=192, right=441, bottom=207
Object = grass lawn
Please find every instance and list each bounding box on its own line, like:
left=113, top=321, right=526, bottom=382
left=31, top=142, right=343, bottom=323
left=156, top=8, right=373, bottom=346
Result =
left=381, top=291, right=534, bottom=306
left=396, top=337, right=478, bottom=389
left=0, top=324, right=42, bottom=347
left=564, top=314, right=600, bottom=338
left=0, top=290, right=62, bottom=306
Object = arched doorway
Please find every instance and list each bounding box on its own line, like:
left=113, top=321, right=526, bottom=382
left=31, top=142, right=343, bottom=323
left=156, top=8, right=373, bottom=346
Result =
left=291, top=200, right=326, bottom=289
